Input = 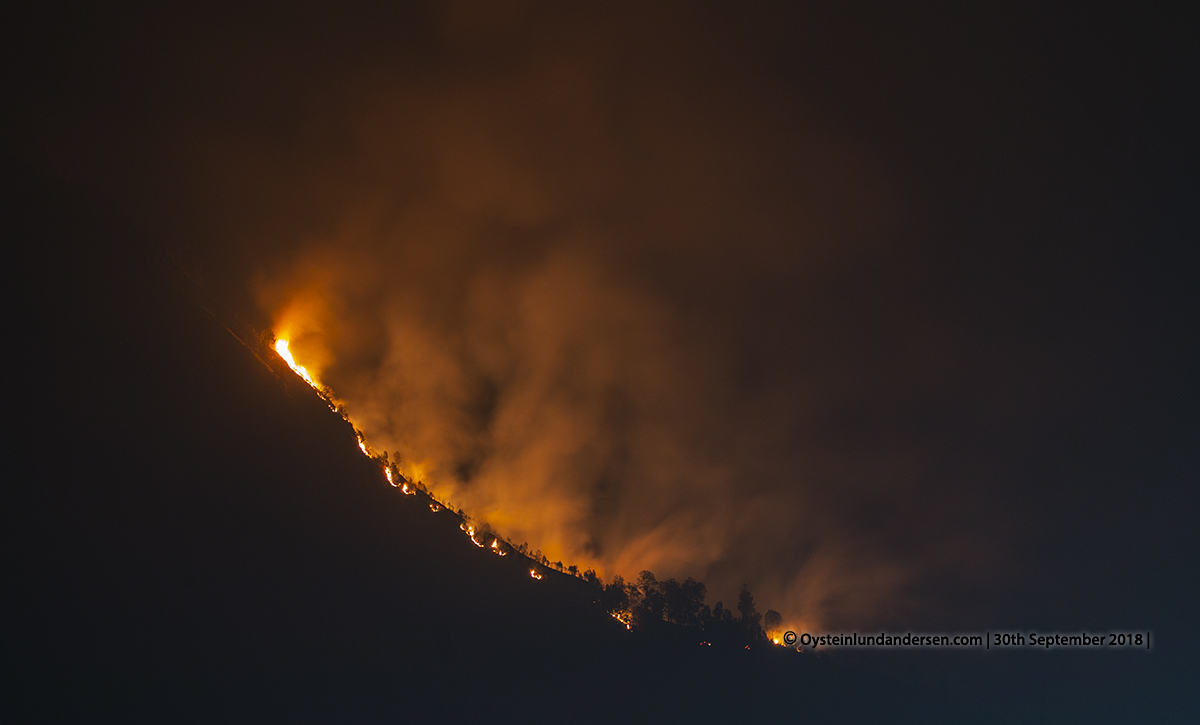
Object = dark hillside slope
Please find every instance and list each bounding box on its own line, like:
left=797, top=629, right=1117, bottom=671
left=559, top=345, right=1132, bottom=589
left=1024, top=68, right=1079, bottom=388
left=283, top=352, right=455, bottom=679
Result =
left=3, top=164, right=964, bottom=723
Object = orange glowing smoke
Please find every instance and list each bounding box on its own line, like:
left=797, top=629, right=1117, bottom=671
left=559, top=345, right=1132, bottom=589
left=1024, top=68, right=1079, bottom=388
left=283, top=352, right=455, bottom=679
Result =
left=275, top=333, right=539, bottom=569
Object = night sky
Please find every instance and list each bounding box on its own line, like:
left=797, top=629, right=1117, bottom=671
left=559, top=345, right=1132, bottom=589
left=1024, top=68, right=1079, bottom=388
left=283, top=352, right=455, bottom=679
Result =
left=5, top=2, right=1198, bottom=722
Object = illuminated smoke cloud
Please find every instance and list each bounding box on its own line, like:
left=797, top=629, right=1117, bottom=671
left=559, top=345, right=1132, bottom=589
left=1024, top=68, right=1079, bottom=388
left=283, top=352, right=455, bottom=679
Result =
left=70, top=2, right=1009, bottom=629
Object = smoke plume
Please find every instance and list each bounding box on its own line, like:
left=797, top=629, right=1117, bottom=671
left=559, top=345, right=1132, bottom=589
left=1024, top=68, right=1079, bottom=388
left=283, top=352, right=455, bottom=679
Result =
left=33, top=1, right=1015, bottom=629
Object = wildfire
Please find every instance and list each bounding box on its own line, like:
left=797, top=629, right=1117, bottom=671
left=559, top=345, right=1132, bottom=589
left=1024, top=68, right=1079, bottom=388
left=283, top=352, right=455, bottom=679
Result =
left=271, top=327, right=591, bottom=597
left=273, top=339, right=319, bottom=388
left=460, top=522, right=485, bottom=547
left=267, top=324, right=794, bottom=651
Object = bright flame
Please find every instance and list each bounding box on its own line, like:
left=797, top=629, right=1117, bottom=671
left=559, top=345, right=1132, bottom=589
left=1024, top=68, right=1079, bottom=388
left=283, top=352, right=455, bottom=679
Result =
left=530, top=569, right=542, bottom=580
left=460, top=522, right=485, bottom=547
left=273, top=339, right=319, bottom=388
left=384, top=467, right=395, bottom=486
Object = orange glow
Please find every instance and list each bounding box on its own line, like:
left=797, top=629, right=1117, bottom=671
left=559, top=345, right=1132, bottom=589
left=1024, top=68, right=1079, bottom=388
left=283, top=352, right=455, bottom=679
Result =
left=396, top=460, right=432, bottom=490
left=460, top=522, right=485, bottom=547
left=266, top=321, right=632, bottom=616
left=268, top=308, right=612, bottom=587
left=271, top=321, right=581, bottom=597
left=274, top=339, right=319, bottom=388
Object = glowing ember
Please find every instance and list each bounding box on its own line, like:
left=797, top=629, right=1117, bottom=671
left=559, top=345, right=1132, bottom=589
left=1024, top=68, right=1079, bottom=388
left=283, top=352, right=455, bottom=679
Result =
left=530, top=569, right=542, bottom=580
left=273, top=339, right=318, bottom=388
left=460, top=522, right=485, bottom=547
left=430, top=503, right=441, bottom=512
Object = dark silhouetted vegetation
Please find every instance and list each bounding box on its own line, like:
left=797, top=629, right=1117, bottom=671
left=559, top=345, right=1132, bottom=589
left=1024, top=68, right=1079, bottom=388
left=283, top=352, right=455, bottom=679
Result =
left=590, top=569, right=778, bottom=649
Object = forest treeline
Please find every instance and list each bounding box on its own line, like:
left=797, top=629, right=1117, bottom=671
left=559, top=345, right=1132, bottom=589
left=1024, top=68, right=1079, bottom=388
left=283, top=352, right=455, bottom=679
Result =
left=451, top=512, right=783, bottom=649
left=591, top=569, right=783, bottom=648
left=283, top=366, right=787, bottom=653
left=385, top=462, right=784, bottom=650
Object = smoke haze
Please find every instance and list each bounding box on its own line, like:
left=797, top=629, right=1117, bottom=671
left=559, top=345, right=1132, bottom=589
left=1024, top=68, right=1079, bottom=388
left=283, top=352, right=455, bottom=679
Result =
left=14, top=1, right=1067, bottom=629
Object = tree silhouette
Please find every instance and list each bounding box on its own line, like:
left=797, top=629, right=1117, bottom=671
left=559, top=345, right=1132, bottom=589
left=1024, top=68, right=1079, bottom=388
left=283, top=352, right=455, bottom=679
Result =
left=737, top=584, right=765, bottom=642
left=601, top=575, right=630, bottom=615
left=631, top=571, right=666, bottom=629
left=523, top=552, right=777, bottom=649
left=764, top=609, right=782, bottom=638
left=663, top=577, right=706, bottom=627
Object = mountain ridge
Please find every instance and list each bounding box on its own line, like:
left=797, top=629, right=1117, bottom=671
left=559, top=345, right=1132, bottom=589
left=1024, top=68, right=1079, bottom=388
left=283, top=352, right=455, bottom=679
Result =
left=5, top=162, right=951, bottom=722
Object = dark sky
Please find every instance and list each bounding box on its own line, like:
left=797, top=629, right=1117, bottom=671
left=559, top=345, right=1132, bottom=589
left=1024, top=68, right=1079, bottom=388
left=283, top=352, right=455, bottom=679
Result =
left=4, top=1, right=1198, bottom=719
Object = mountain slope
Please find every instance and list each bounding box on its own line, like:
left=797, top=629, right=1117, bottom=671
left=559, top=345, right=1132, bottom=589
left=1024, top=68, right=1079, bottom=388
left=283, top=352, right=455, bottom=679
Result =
left=5, top=163, right=970, bottom=723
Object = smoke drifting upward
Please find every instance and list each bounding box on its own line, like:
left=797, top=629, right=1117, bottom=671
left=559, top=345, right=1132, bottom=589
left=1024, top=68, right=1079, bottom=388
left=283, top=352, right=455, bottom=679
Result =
left=26, top=1, right=1027, bottom=629
left=240, top=3, right=1001, bottom=630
